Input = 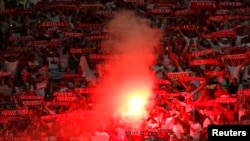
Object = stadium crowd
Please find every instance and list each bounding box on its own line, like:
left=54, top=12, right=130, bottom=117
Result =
left=0, top=0, right=250, bottom=140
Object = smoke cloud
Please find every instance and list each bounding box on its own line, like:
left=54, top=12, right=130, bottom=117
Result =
left=91, top=10, right=162, bottom=127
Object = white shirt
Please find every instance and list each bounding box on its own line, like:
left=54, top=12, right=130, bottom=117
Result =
left=243, top=65, right=250, bottom=81
left=28, top=60, right=39, bottom=68
left=228, top=65, right=241, bottom=82
left=190, top=122, right=202, bottom=139
left=47, top=57, right=59, bottom=71
left=171, top=124, right=184, bottom=139
left=5, top=60, right=18, bottom=75
left=91, top=131, right=110, bottom=141
left=203, top=117, right=212, bottom=128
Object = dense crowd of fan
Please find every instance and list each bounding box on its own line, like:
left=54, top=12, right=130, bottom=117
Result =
left=0, top=0, right=250, bottom=140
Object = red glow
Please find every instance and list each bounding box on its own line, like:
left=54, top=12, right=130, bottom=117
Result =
left=121, top=89, right=150, bottom=121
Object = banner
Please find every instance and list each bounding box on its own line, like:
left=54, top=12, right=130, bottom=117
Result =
left=78, top=23, right=103, bottom=28
left=157, top=92, right=192, bottom=97
left=189, top=59, right=218, bottom=66
left=56, top=4, right=77, bottom=9
left=45, top=101, right=75, bottom=106
left=218, top=2, right=243, bottom=7
left=74, top=88, right=96, bottom=94
left=62, top=74, right=81, bottom=79
left=23, top=100, right=43, bottom=106
left=148, top=8, right=172, bottom=14
left=1, top=110, right=29, bottom=116
left=204, top=70, right=228, bottom=76
left=64, top=32, right=84, bottom=38
left=69, top=48, right=95, bottom=54
left=0, top=9, right=16, bottom=15
left=0, top=72, right=12, bottom=77
left=190, top=49, right=214, bottom=57
left=86, top=35, right=111, bottom=41
left=56, top=96, right=77, bottom=101
left=223, top=53, right=248, bottom=60
left=123, top=0, right=144, bottom=3
left=191, top=100, right=217, bottom=107
left=216, top=9, right=230, bottom=15
left=227, top=120, right=250, bottom=125
left=215, top=97, right=237, bottom=103
left=175, top=10, right=196, bottom=16
left=212, top=29, right=235, bottom=38
left=96, top=11, right=116, bottom=15
left=6, top=47, right=32, bottom=52
left=19, top=95, right=44, bottom=100
left=237, top=89, right=250, bottom=96
left=0, top=117, right=8, bottom=123
left=53, top=92, right=74, bottom=97
left=208, top=15, right=250, bottom=22
left=169, top=25, right=206, bottom=31
left=79, top=4, right=104, bottom=8
left=8, top=36, right=33, bottom=41
left=28, top=40, right=61, bottom=47
left=166, top=72, right=190, bottom=80
left=234, top=8, right=250, bottom=15
left=89, top=54, right=120, bottom=60
left=40, top=22, right=69, bottom=27
left=0, top=137, right=30, bottom=141
left=189, top=1, right=216, bottom=11
left=200, top=34, right=212, bottom=39
left=155, top=79, right=171, bottom=85
left=179, top=77, right=206, bottom=81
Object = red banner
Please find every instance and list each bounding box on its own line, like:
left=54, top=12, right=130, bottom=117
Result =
left=215, top=98, right=237, bottom=103
left=0, top=137, right=30, bottom=141
left=218, top=2, right=243, bottom=7
left=205, top=70, right=228, bottom=76
left=53, top=92, right=74, bottom=97
left=19, top=95, right=44, bottom=100
left=89, top=54, right=120, bottom=60
left=148, top=8, right=172, bottom=14
left=0, top=72, right=12, bottom=77
left=190, top=49, right=214, bottom=57
left=40, top=22, right=69, bottom=27
left=6, top=47, right=32, bottom=52
left=155, top=79, right=171, bottom=85
left=64, top=32, right=84, bottom=38
left=179, top=77, right=205, bottom=81
left=175, top=10, right=196, bottom=16
left=166, top=72, right=190, bottom=80
left=56, top=96, right=77, bottom=101
left=8, top=36, right=33, bottom=41
left=191, top=100, right=217, bottom=107
left=23, top=100, right=43, bottom=106
left=45, top=101, right=75, bottom=106
left=216, top=9, right=231, bottom=15
left=78, top=23, right=103, bottom=28
left=1, top=110, right=29, bottom=116
left=234, top=8, right=250, bottom=15
left=189, top=1, right=216, bottom=11
left=74, top=88, right=96, bottom=94
left=189, top=59, right=218, bottom=66
left=69, top=48, right=95, bottom=54
left=96, top=11, right=116, bottom=15
left=237, top=89, right=250, bottom=96
left=28, top=40, right=61, bottom=47
left=79, top=4, right=104, bottom=8
left=212, top=29, right=235, bottom=38
left=223, top=54, right=248, bottom=60
left=86, top=35, right=111, bottom=41
left=123, top=0, right=144, bottom=3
